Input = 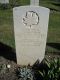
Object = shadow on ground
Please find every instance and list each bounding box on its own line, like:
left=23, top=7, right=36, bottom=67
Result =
left=32, top=60, right=49, bottom=80
left=47, top=43, right=60, bottom=51
left=0, top=42, right=17, bottom=62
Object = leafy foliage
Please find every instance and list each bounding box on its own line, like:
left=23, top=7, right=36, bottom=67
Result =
left=34, top=58, right=60, bottom=80
left=16, top=58, right=60, bottom=80
left=16, top=67, right=34, bottom=80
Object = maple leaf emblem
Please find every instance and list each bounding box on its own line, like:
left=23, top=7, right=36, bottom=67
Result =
left=23, top=11, right=39, bottom=27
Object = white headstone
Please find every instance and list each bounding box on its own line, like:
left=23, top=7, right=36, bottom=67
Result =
left=0, top=0, right=9, bottom=4
left=30, top=0, right=39, bottom=6
left=13, top=0, right=50, bottom=65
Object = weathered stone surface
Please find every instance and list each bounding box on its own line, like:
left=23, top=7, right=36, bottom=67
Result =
left=13, top=6, right=50, bottom=65
left=30, top=0, right=39, bottom=6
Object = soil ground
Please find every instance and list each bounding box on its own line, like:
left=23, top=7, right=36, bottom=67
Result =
left=0, top=54, right=60, bottom=80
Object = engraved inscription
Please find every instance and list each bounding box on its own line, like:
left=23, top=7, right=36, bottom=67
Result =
left=23, top=11, right=39, bottom=28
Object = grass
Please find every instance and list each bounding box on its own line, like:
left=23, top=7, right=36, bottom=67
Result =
left=9, top=0, right=30, bottom=6
left=46, top=11, right=60, bottom=54
left=0, top=9, right=15, bottom=48
left=47, top=11, right=60, bottom=43
left=39, top=1, right=60, bottom=11
left=0, top=0, right=60, bottom=53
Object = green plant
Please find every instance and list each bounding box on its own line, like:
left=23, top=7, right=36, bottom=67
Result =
left=39, top=58, right=60, bottom=80
left=16, top=66, right=34, bottom=80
